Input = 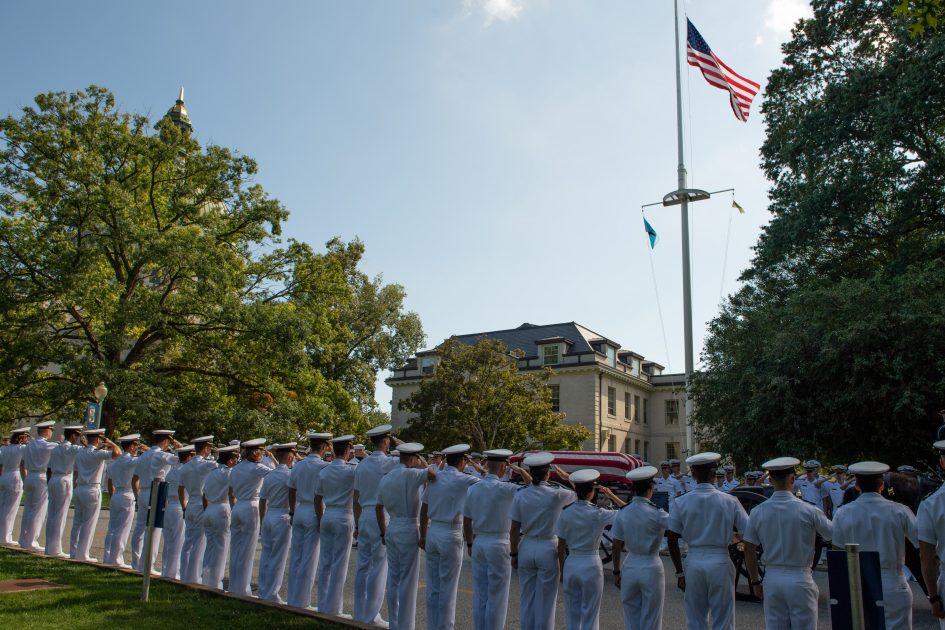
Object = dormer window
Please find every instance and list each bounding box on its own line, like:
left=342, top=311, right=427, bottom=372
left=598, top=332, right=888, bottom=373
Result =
left=420, top=356, right=437, bottom=374
left=542, top=344, right=560, bottom=365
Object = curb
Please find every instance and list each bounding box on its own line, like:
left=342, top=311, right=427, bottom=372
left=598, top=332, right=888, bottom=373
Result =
left=0, top=544, right=374, bottom=629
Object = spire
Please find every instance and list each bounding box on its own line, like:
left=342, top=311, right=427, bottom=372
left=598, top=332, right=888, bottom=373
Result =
left=163, top=86, right=193, bottom=133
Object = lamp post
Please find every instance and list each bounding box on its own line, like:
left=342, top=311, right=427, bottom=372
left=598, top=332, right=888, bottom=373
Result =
left=93, top=382, right=108, bottom=431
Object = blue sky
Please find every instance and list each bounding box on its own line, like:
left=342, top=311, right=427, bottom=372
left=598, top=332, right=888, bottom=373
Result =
left=2, top=0, right=813, bottom=411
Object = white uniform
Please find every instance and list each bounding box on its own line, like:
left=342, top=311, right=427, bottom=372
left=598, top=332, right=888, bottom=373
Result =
left=667, top=482, right=750, bottom=630
left=555, top=499, right=618, bottom=630
left=200, top=465, right=233, bottom=589
left=285, top=452, right=329, bottom=608
left=377, top=464, right=430, bottom=630
left=722, top=479, right=740, bottom=493
left=70, top=445, right=113, bottom=560
left=612, top=496, right=669, bottom=630
left=464, top=474, right=520, bottom=630
left=103, top=451, right=138, bottom=566
left=160, top=462, right=186, bottom=579
left=177, top=455, right=218, bottom=583
left=314, top=458, right=357, bottom=615
left=422, top=465, right=479, bottom=630
left=918, top=484, right=945, bottom=630
left=743, top=490, right=833, bottom=629
left=793, top=475, right=828, bottom=510
left=833, top=492, right=918, bottom=630
left=353, top=450, right=400, bottom=623
left=257, top=463, right=292, bottom=602
left=18, top=436, right=58, bottom=550
left=509, top=482, right=577, bottom=630
left=131, top=446, right=177, bottom=571
left=822, top=478, right=851, bottom=513
left=227, top=459, right=271, bottom=595
left=0, top=442, right=27, bottom=544
left=674, top=473, right=696, bottom=494
left=655, top=474, right=682, bottom=502
left=45, top=440, right=81, bottom=556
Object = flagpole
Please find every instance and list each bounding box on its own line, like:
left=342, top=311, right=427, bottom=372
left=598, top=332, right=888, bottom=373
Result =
left=674, top=0, right=695, bottom=455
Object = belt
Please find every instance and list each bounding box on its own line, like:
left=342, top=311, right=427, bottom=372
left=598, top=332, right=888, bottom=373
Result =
left=207, top=499, right=228, bottom=506
left=388, top=516, right=418, bottom=525
left=114, top=486, right=132, bottom=492
left=50, top=471, right=73, bottom=476
left=325, top=505, right=352, bottom=513
left=431, top=519, right=461, bottom=529
left=522, top=535, right=556, bottom=542
left=167, top=496, right=181, bottom=504
left=76, top=482, right=101, bottom=488
left=568, top=551, right=600, bottom=557
left=765, top=564, right=812, bottom=572
left=267, top=506, right=289, bottom=512
left=26, top=469, right=46, bottom=475
left=475, top=531, right=509, bottom=537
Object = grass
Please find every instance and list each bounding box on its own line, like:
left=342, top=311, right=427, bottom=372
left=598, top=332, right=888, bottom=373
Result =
left=0, top=549, right=344, bottom=629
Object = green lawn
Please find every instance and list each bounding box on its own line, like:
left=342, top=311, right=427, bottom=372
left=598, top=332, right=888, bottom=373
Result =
left=0, top=549, right=344, bottom=629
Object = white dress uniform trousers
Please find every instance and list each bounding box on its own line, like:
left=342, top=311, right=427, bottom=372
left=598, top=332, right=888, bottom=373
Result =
left=70, top=446, right=114, bottom=561
left=102, top=452, right=138, bottom=566
left=45, top=441, right=80, bottom=556
left=227, top=459, right=271, bottom=596
left=257, top=464, right=292, bottom=602
left=353, top=451, right=399, bottom=624
left=917, top=483, right=945, bottom=630
left=19, top=436, right=58, bottom=549
left=161, top=466, right=186, bottom=579
left=314, top=458, right=357, bottom=615
left=0, top=443, right=27, bottom=544
left=178, top=456, right=217, bottom=584
left=131, top=447, right=177, bottom=571
left=612, top=496, right=670, bottom=630
left=285, top=453, right=328, bottom=608
left=200, top=466, right=233, bottom=589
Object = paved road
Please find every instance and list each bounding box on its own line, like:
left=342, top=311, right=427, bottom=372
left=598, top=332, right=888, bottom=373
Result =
left=8, top=505, right=941, bottom=628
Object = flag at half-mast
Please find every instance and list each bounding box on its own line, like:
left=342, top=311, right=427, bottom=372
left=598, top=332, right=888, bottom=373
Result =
left=686, top=18, right=760, bottom=122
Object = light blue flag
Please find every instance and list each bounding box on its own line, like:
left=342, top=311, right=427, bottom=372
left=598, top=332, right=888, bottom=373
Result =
left=643, top=217, right=658, bottom=249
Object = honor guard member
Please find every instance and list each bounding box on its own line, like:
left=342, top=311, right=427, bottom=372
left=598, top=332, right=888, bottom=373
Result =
left=463, top=449, right=532, bottom=630
left=353, top=444, right=367, bottom=464
left=510, top=452, right=576, bottom=630
left=833, top=461, right=918, bottom=630
left=722, top=465, right=739, bottom=492
left=917, top=439, right=945, bottom=626
left=670, top=459, right=695, bottom=494
left=555, top=468, right=625, bottom=630
left=713, top=468, right=726, bottom=491
left=286, top=431, right=332, bottom=609
left=743, top=457, right=833, bottom=630
left=45, top=425, right=84, bottom=557
left=18, top=420, right=58, bottom=551
left=131, top=429, right=183, bottom=571
left=656, top=461, right=682, bottom=501
left=612, top=466, right=669, bottom=630
left=178, top=435, right=218, bottom=584
left=314, top=434, right=359, bottom=618
left=200, top=444, right=239, bottom=590
left=743, top=471, right=762, bottom=487
left=353, top=424, right=401, bottom=625
left=667, top=451, right=750, bottom=630
left=103, top=434, right=141, bottom=567
left=257, top=442, right=296, bottom=603
left=0, top=428, right=30, bottom=544
left=376, top=442, right=437, bottom=630
left=822, top=464, right=852, bottom=517
left=793, top=460, right=830, bottom=512
left=227, top=438, right=272, bottom=596
left=71, top=429, right=120, bottom=561
left=161, top=445, right=195, bottom=579
left=420, top=443, right=480, bottom=630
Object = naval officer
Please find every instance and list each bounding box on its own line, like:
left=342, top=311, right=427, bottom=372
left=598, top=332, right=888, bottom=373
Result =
left=420, top=443, right=480, bottom=630
left=612, top=465, right=669, bottom=630
left=71, top=428, right=120, bottom=561
left=0, top=428, right=30, bottom=544
left=463, top=448, right=531, bottom=630
left=376, top=442, right=437, bottom=630
left=743, top=457, right=833, bottom=629
left=917, top=439, right=945, bottom=626
left=200, top=444, right=239, bottom=590
left=257, top=442, right=296, bottom=603
left=19, top=420, right=58, bottom=551
left=353, top=424, right=401, bottom=625
left=161, top=445, right=195, bottom=579
left=131, top=429, right=183, bottom=571
left=178, top=435, right=218, bottom=584
left=510, top=452, right=576, bottom=630
left=667, top=451, right=750, bottom=630
left=228, top=438, right=272, bottom=596
left=555, top=468, right=625, bottom=630
left=833, top=461, right=918, bottom=629
left=286, top=431, right=332, bottom=609
left=45, top=425, right=84, bottom=558
left=103, top=433, right=141, bottom=567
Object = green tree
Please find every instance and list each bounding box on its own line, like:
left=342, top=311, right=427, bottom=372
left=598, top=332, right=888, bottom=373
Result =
left=895, top=0, right=945, bottom=35
left=690, top=1, right=945, bottom=468
left=398, top=338, right=590, bottom=452
left=0, top=86, right=422, bottom=440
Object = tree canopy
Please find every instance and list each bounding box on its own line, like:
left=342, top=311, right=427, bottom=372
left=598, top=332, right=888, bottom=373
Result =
left=0, top=86, right=423, bottom=440
left=398, top=338, right=591, bottom=452
left=690, top=1, right=945, bottom=468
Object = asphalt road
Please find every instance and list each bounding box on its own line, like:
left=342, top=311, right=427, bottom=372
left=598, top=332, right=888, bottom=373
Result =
left=8, top=505, right=941, bottom=628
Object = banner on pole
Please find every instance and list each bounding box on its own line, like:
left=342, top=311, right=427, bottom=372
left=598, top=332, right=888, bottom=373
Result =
left=84, top=402, right=99, bottom=429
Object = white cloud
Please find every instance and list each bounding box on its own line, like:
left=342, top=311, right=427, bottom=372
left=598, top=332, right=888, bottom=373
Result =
left=464, top=0, right=524, bottom=25
left=764, top=0, right=813, bottom=36
left=754, top=35, right=764, bottom=46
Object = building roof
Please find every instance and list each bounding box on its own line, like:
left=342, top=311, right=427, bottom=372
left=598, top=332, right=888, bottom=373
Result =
left=446, top=322, right=620, bottom=358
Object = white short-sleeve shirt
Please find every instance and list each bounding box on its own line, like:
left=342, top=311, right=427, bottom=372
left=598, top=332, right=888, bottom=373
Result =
left=833, top=492, right=917, bottom=571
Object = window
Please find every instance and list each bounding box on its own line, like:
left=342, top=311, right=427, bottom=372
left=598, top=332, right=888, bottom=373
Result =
left=666, top=442, right=678, bottom=460
left=634, top=395, right=641, bottom=423
left=607, top=387, right=616, bottom=416
left=643, top=441, right=649, bottom=462
left=420, top=356, right=436, bottom=374
left=634, top=438, right=641, bottom=455
left=643, top=398, right=649, bottom=425
left=623, top=437, right=632, bottom=454
left=606, top=346, right=616, bottom=367
left=542, top=345, right=559, bottom=365
left=624, top=392, right=631, bottom=419
left=608, top=434, right=617, bottom=452
left=666, top=400, right=680, bottom=425
left=549, top=385, right=560, bottom=413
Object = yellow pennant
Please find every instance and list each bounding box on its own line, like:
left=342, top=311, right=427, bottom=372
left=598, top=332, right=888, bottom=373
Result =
left=732, top=199, right=745, bottom=214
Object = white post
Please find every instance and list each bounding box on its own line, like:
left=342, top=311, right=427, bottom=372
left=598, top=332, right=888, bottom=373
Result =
left=846, top=543, right=865, bottom=630
left=141, top=478, right=161, bottom=602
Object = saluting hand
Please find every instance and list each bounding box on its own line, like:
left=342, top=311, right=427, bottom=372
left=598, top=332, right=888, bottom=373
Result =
left=751, top=582, right=764, bottom=600
left=677, top=575, right=686, bottom=592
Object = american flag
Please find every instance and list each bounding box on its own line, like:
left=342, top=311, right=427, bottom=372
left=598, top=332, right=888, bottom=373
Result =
left=686, top=19, right=760, bottom=122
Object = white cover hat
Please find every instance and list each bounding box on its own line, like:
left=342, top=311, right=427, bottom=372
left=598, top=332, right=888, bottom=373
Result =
left=803, top=459, right=821, bottom=469
left=686, top=452, right=722, bottom=466
left=83, top=428, right=105, bottom=436
left=217, top=445, right=239, bottom=453
left=241, top=438, right=266, bottom=448
left=176, top=445, right=195, bottom=454
left=442, top=444, right=471, bottom=456
left=118, top=433, right=141, bottom=443
left=11, top=427, right=30, bottom=435
left=762, top=456, right=800, bottom=472
left=396, top=442, right=424, bottom=455
left=191, top=435, right=214, bottom=444
left=272, top=442, right=298, bottom=451
left=353, top=444, right=365, bottom=450
left=848, top=461, right=889, bottom=476
left=571, top=469, right=600, bottom=484
left=63, top=425, right=85, bottom=432
left=934, top=440, right=945, bottom=451
left=35, top=421, right=56, bottom=429
left=484, top=449, right=514, bottom=461
left=523, top=452, right=554, bottom=467
left=331, top=435, right=355, bottom=443
left=367, top=424, right=393, bottom=437
left=308, top=432, right=332, bottom=440
left=626, top=465, right=659, bottom=482
left=153, top=429, right=176, bottom=436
